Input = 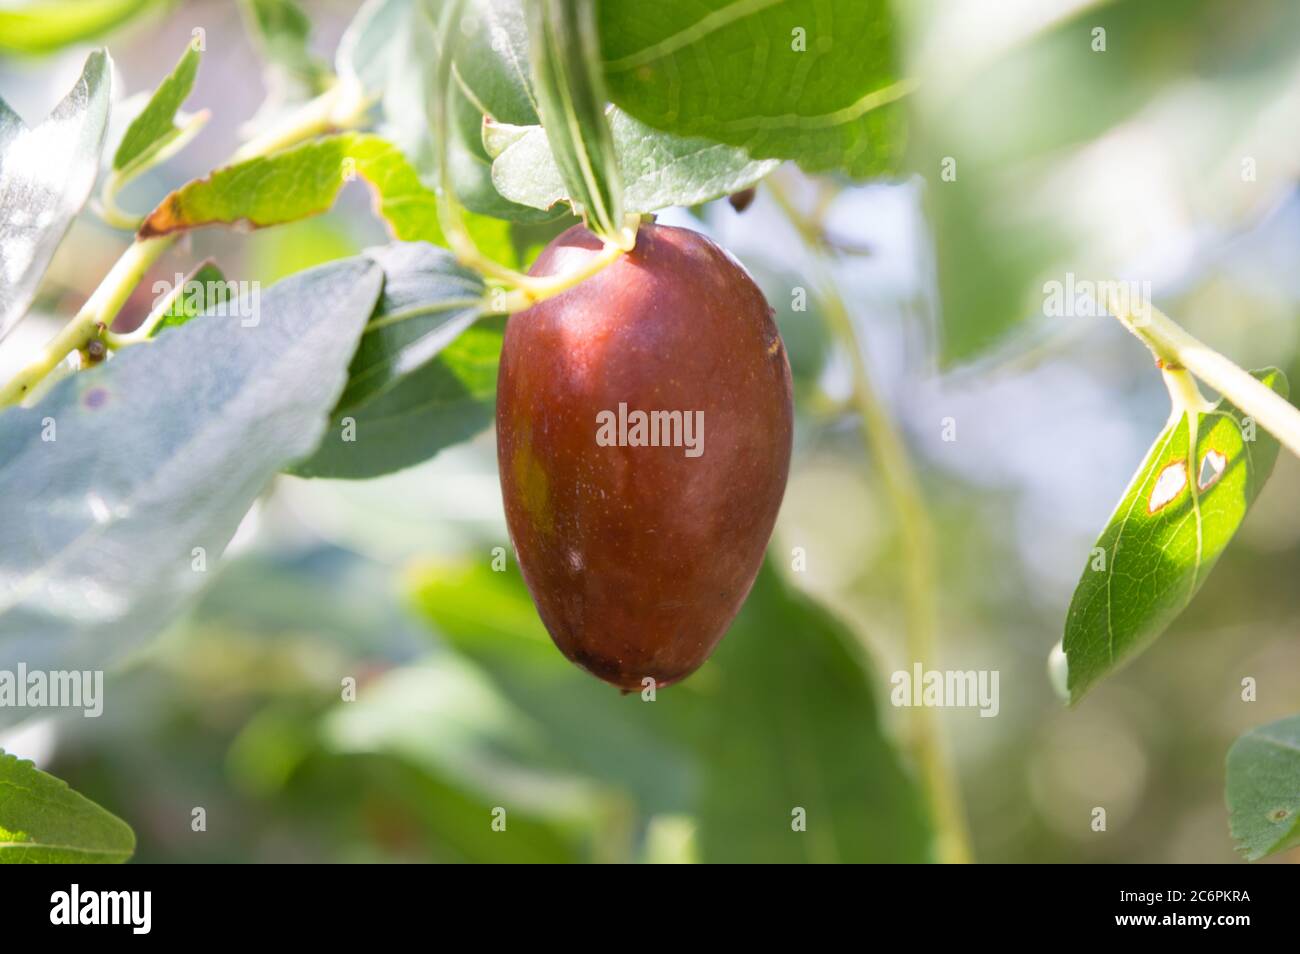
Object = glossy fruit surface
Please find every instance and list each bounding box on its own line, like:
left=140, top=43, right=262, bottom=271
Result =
left=496, top=223, right=793, bottom=689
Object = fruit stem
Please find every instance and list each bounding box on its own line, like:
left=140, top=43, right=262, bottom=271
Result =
left=767, top=176, right=973, bottom=864
left=1105, top=293, right=1300, bottom=460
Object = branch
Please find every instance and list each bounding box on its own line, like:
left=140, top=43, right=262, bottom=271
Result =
left=1106, top=294, right=1300, bottom=460
left=767, top=176, right=973, bottom=864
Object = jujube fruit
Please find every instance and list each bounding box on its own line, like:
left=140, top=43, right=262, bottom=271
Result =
left=496, top=223, right=794, bottom=690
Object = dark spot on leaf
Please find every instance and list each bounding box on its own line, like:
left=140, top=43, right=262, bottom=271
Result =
left=1268, top=807, right=1290, bottom=822
left=84, top=387, right=109, bottom=409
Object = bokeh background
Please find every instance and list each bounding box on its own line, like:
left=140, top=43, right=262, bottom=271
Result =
left=1, top=0, right=1298, bottom=862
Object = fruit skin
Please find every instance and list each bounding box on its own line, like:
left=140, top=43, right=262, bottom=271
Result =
left=496, top=223, right=793, bottom=690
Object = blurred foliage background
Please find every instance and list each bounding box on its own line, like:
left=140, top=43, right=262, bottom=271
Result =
left=1, top=0, right=1299, bottom=862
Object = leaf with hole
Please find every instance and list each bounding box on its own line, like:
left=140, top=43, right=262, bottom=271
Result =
left=1226, top=714, right=1300, bottom=861
left=0, top=751, right=135, bottom=863
left=0, top=50, right=111, bottom=341
left=0, top=258, right=382, bottom=682
left=1060, top=368, right=1288, bottom=702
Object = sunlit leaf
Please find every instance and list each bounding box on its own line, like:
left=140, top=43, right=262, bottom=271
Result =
left=1226, top=714, right=1300, bottom=861
left=0, top=50, right=111, bottom=340
left=0, top=751, right=135, bottom=863
left=600, top=0, right=906, bottom=179
left=138, top=130, right=519, bottom=266
left=0, top=259, right=383, bottom=679
left=138, top=132, right=442, bottom=243
left=111, top=43, right=201, bottom=181
left=1062, top=369, right=1288, bottom=701
left=0, top=0, right=161, bottom=55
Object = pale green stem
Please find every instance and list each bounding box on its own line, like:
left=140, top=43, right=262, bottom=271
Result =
left=767, top=178, right=973, bottom=864
left=0, top=237, right=170, bottom=405
left=1105, top=293, right=1300, bottom=461
left=0, top=84, right=374, bottom=408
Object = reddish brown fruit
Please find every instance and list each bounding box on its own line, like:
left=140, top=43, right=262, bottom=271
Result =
left=496, top=223, right=793, bottom=690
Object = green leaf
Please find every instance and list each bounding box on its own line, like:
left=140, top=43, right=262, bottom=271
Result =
left=111, top=43, right=202, bottom=182
left=695, top=560, right=932, bottom=862
left=0, top=258, right=383, bottom=680
left=490, top=105, right=779, bottom=215
left=137, top=130, right=519, bottom=267
left=450, top=82, right=566, bottom=223
left=138, top=132, right=442, bottom=243
left=453, top=0, right=539, bottom=125
left=0, top=50, right=111, bottom=341
left=292, top=243, right=501, bottom=479
left=600, top=0, right=906, bottom=180
left=0, top=751, right=135, bottom=863
left=1061, top=369, right=1289, bottom=702
left=1227, top=714, right=1300, bottom=861
left=149, top=261, right=230, bottom=337
left=526, top=0, right=627, bottom=242
left=339, top=243, right=485, bottom=410
left=0, top=0, right=161, bottom=55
